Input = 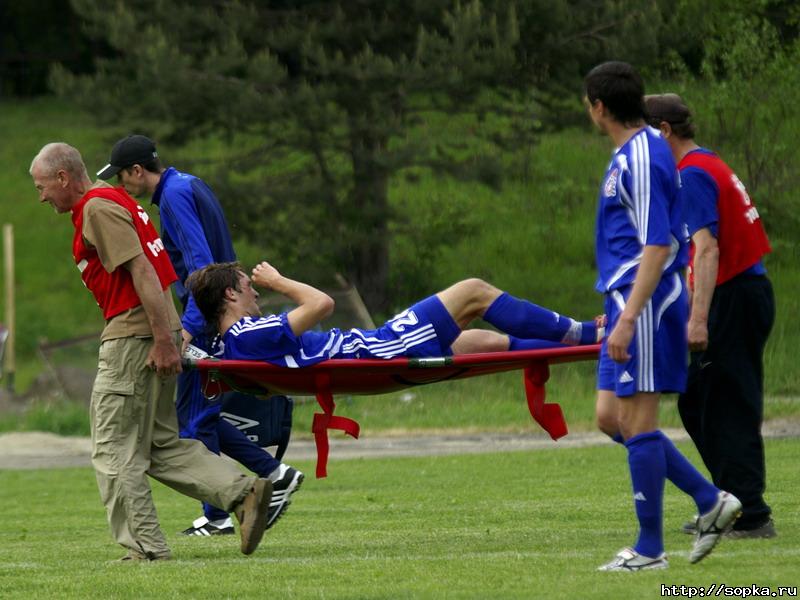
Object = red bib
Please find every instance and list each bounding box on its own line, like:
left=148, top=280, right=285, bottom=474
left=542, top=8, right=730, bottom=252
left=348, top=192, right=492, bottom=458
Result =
left=680, top=152, right=771, bottom=287
left=71, top=187, right=177, bottom=320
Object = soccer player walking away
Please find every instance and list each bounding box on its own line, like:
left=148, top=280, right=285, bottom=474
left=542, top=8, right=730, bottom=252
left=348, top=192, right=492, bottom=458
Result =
left=584, top=62, right=741, bottom=571
left=645, top=94, right=775, bottom=539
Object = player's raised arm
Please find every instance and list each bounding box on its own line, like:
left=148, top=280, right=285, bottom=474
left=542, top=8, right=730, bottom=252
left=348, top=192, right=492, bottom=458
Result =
left=251, top=261, right=334, bottom=336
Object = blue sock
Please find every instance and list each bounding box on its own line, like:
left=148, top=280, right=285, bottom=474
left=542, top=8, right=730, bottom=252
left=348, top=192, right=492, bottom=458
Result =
left=508, top=337, right=566, bottom=351
left=611, top=432, right=624, bottom=444
left=658, top=431, right=719, bottom=514
left=625, top=431, right=665, bottom=558
left=484, top=293, right=596, bottom=344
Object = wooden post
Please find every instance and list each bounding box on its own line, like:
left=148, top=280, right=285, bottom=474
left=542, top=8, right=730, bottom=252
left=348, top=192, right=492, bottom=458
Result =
left=3, top=223, right=14, bottom=392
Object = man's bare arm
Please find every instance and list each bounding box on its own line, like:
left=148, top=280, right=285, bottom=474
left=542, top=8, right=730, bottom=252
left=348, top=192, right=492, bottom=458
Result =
left=688, top=228, right=719, bottom=352
left=124, top=253, right=181, bottom=376
left=607, top=244, right=670, bottom=363
left=251, top=261, right=334, bottom=336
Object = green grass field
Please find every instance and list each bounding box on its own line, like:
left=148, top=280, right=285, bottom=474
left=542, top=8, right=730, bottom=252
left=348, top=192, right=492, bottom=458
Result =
left=0, top=439, right=797, bottom=599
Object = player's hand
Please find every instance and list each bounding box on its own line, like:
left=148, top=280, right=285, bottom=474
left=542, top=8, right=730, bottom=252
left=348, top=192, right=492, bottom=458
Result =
left=594, top=314, right=608, bottom=341
left=607, top=317, right=634, bottom=363
left=146, top=338, right=182, bottom=377
left=180, top=328, right=193, bottom=356
left=251, top=261, right=282, bottom=289
left=687, top=319, right=709, bottom=352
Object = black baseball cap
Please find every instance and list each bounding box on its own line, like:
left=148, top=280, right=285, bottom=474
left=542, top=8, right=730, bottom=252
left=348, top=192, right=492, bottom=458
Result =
left=96, top=135, right=158, bottom=180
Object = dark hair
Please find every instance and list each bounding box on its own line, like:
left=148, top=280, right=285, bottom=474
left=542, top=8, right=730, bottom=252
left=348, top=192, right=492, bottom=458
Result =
left=121, top=157, right=163, bottom=175
left=644, top=93, right=696, bottom=140
left=584, top=61, right=646, bottom=125
left=185, top=262, right=243, bottom=331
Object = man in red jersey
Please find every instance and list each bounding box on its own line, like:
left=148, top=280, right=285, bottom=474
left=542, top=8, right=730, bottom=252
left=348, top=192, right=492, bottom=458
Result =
left=645, top=95, right=775, bottom=539
left=29, top=142, right=273, bottom=560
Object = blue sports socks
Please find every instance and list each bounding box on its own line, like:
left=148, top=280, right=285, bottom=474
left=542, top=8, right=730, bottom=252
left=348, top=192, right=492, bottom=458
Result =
left=611, top=429, right=719, bottom=515
left=625, top=431, right=666, bottom=558
left=508, top=337, right=565, bottom=351
left=484, top=292, right=597, bottom=345
left=658, top=431, right=718, bottom=514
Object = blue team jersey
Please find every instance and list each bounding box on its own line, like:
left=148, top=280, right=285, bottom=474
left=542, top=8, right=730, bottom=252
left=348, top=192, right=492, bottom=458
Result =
left=594, top=127, right=687, bottom=293
left=221, top=296, right=460, bottom=368
left=152, top=167, right=237, bottom=339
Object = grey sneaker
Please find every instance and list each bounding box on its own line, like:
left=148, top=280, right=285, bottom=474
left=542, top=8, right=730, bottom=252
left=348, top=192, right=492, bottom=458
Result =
left=598, top=547, right=668, bottom=571
left=233, top=478, right=273, bottom=555
left=727, top=518, right=777, bottom=539
left=689, top=491, right=742, bottom=563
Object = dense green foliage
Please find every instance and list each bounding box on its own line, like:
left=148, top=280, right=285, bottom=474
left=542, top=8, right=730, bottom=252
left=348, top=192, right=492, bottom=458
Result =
left=53, top=0, right=532, bottom=311
left=1, top=1, right=799, bottom=400
left=0, top=439, right=798, bottom=598
left=1, top=91, right=799, bottom=400
left=53, top=0, right=797, bottom=312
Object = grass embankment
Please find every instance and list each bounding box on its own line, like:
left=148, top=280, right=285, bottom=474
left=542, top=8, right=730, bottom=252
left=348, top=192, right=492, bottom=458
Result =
left=0, top=97, right=797, bottom=436
left=0, top=439, right=797, bottom=599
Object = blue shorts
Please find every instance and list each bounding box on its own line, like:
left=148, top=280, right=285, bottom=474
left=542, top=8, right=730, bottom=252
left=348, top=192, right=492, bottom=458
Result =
left=333, top=295, right=461, bottom=359
left=597, top=272, right=688, bottom=397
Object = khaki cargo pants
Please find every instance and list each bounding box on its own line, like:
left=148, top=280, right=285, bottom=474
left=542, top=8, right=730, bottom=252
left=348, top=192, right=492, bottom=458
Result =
left=90, top=335, right=253, bottom=558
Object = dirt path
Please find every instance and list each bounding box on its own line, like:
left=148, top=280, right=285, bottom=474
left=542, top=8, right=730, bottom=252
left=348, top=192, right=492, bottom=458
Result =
left=1, top=418, right=799, bottom=470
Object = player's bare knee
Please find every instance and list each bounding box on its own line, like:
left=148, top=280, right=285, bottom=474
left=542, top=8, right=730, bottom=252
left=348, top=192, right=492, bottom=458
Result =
left=595, top=398, right=620, bottom=437
left=596, top=415, right=619, bottom=438
left=457, top=278, right=500, bottom=308
left=317, top=294, right=336, bottom=319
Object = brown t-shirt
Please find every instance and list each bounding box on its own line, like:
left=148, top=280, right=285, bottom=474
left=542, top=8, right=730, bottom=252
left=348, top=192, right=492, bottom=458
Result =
left=81, top=186, right=180, bottom=341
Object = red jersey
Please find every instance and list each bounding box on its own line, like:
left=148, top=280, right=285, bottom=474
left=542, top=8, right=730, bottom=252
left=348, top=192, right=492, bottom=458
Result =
left=679, top=151, right=771, bottom=287
left=71, top=187, right=177, bottom=320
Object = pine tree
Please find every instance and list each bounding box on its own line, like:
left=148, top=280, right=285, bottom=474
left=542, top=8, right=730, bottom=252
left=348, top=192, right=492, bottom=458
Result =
left=53, top=0, right=523, bottom=312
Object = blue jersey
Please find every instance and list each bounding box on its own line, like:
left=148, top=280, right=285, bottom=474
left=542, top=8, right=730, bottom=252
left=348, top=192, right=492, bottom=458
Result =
left=221, top=296, right=460, bottom=367
left=152, top=167, right=237, bottom=339
left=594, top=127, right=687, bottom=293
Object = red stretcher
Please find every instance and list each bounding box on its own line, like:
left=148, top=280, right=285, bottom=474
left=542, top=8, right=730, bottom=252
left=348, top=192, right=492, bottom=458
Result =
left=185, top=344, right=601, bottom=478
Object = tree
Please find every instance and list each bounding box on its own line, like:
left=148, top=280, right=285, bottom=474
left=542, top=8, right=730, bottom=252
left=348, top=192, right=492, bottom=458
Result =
left=53, top=0, right=526, bottom=313
left=697, top=16, right=800, bottom=243
left=0, top=0, right=104, bottom=96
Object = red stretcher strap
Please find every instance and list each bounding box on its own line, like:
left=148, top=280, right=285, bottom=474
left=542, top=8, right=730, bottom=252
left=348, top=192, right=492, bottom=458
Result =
left=524, top=361, right=568, bottom=440
left=311, top=372, right=360, bottom=478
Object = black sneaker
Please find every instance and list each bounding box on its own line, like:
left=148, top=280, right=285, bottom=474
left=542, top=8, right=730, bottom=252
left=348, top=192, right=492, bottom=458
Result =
left=681, top=519, right=697, bottom=535
left=727, top=518, right=777, bottom=539
left=267, top=465, right=304, bottom=529
left=181, top=516, right=235, bottom=536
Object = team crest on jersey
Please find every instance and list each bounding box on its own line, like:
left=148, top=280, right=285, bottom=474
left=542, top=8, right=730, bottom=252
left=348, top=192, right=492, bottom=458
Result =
left=604, top=168, right=619, bottom=197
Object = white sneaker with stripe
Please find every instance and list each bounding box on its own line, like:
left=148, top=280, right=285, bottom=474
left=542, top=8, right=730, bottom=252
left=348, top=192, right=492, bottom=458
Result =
left=267, top=464, right=304, bottom=529
left=598, top=547, right=668, bottom=571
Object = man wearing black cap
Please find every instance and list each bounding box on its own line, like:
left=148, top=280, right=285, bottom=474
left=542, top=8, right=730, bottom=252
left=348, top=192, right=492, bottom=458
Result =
left=645, top=94, right=776, bottom=539
left=99, top=135, right=304, bottom=536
